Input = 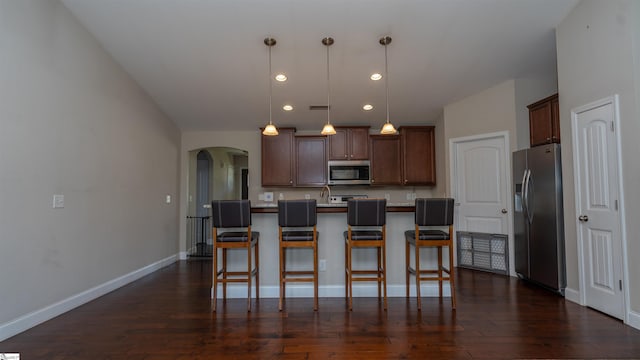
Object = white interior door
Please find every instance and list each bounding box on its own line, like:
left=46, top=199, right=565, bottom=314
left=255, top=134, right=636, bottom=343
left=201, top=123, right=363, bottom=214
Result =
left=572, top=96, right=624, bottom=320
left=451, top=133, right=510, bottom=236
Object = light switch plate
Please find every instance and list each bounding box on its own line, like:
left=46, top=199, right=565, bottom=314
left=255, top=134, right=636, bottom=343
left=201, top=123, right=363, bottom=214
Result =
left=53, top=194, right=64, bottom=208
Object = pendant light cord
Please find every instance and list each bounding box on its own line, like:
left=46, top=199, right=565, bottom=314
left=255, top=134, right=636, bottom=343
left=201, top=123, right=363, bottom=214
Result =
left=326, top=39, right=331, bottom=125
left=268, top=43, right=273, bottom=126
left=384, top=41, right=390, bottom=124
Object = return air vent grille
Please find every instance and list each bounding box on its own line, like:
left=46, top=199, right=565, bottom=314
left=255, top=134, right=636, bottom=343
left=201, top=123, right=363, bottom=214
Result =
left=309, top=105, right=329, bottom=110
left=457, top=231, right=508, bottom=275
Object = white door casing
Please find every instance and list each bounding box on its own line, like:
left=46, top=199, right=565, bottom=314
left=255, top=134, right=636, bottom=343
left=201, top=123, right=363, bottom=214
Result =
left=571, top=95, right=626, bottom=320
left=450, top=132, right=512, bottom=271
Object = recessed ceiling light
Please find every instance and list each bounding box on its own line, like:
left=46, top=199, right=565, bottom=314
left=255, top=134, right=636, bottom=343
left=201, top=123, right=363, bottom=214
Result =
left=370, top=73, right=382, bottom=81
left=363, top=104, right=374, bottom=111
left=282, top=104, right=293, bottom=111
left=275, top=74, right=287, bottom=82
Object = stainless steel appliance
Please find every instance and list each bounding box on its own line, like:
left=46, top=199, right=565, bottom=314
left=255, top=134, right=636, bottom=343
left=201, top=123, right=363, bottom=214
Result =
left=328, top=194, right=368, bottom=204
left=327, top=160, right=371, bottom=185
left=513, top=144, right=565, bottom=295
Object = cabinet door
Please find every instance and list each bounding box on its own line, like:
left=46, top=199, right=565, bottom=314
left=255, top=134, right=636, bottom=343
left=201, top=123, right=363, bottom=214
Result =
left=328, top=128, right=349, bottom=160
left=295, top=136, right=327, bottom=187
left=551, top=95, right=560, bottom=143
left=528, top=93, right=559, bottom=147
left=400, top=126, right=436, bottom=185
left=348, top=127, right=370, bottom=160
left=370, top=135, right=401, bottom=185
left=261, top=128, right=294, bottom=186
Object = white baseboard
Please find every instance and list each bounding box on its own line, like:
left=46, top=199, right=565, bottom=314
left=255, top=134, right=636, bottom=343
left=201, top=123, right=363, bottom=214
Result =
left=564, top=287, right=582, bottom=305
left=211, top=282, right=452, bottom=299
left=627, top=310, right=640, bottom=330
left=178, top=251, right=188, bottom=260
left=0, top=254, right=178, bottom=342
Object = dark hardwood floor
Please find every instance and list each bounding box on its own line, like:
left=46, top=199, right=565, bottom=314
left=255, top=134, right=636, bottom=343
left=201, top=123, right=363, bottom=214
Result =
left=2, top=260, right=640, bottom=359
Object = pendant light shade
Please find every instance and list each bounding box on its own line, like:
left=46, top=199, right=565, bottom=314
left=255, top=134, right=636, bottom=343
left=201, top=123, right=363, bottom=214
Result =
left=321, top=37, right=336, bottom=136
left=379, top=36, right=397, bottom=135
left=262, top=37, right=278, bottom=136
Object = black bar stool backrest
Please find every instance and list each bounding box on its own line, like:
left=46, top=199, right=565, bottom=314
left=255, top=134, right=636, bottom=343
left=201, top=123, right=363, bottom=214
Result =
left=278, top=199, right=317, bottom=227
left=414, top=198, right=454, bottom=226
left=347, top=199, right=387, bottom=226
left=211, top=200, right=252, bottom=228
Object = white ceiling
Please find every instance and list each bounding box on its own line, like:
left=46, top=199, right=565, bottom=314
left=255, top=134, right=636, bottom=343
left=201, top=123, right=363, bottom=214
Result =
left=61, top=0, right=578, bottom=132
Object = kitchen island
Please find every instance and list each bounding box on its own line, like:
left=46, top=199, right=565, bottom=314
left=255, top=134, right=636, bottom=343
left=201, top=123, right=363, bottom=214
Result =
left=212, top=202, right=452, bottom=301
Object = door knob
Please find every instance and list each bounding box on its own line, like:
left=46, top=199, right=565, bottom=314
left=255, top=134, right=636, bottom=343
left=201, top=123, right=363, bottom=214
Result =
left=578, top=215, right=589, bottom=222
left=501, top=208, right=507, bottom=214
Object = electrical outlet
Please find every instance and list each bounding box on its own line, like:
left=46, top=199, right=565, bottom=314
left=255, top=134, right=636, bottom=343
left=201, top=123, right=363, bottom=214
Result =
left=264, top=192, right=274, bottom=202
left=384, top=193, right=390, bottom=201
left=258, top=193, right=265, bottom=201
left=165, top=195, right=171, bottom=204
left=406, top=192, right=412, bottom=200
left=305, top=194, right=311, bottom=199
left=319, top=259, right=327, bottom=271
left=411, top=193, right=417, bottom=200
left=52, top=194, right=64, bottom=208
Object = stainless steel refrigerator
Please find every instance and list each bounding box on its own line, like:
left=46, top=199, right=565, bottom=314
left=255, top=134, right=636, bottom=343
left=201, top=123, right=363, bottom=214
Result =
left=513, top=143, right=566, bottom=295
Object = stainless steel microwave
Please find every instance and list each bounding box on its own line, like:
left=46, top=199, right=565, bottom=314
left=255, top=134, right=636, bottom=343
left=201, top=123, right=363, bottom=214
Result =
left=327, top=160, right=371, bottom=185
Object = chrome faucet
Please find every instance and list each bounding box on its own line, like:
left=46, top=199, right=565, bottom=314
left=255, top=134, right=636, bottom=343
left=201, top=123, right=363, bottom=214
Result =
left=320, top=185, right=331, bottom=203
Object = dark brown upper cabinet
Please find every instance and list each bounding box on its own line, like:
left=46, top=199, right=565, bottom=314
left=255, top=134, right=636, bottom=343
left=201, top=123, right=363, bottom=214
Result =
left=328, top=126, right=370, bottom=160
left=369, top=135, right=402, bottom=185
left=295, top=135, right=327, bottom=187
left=400, top=126, right=436, bottom=186
left=261, top=128, right=295, bottom=187
left=528, top=93, right=560, bottom=147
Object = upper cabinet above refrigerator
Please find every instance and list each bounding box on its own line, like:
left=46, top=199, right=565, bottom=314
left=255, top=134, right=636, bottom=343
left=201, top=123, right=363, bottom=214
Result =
left=528, top=93, right=560, bottom=147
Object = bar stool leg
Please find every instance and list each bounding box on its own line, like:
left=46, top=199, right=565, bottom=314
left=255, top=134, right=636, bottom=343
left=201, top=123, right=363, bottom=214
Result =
left=405, top=239, right=410, bottom=298
left=377, top=246, right=382, bottom=299
left=222, top=248, right=227, bottom=300
left=247, top=243, right=252, bottom=312
left=415, top=242, right=421, bottom=311
left=255, top=239, right=259, bottom=300
left=449, top=239, right=456, bottom=309
left=279, top=235, right=284, bottom=311
left=437, top=247, right=443, bottom=299
left=213, top=243, right=218, bottom=312
left=313, top=238, right=319, bottom=311
left=382, top=241, right=387, bottom=311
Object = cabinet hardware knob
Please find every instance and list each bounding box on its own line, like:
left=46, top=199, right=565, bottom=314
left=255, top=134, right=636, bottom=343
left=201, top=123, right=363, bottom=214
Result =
left=546, top=137, right=551, bottom=141
left=371, top=179, right=375, bottom=183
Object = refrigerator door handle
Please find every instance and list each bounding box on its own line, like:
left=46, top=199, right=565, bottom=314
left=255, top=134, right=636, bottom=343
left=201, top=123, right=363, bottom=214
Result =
left=527, top=170, right=534, bottom=224
left=520, top=169, right=528, bottom=218
left=523, top=169, right=532, bottom=224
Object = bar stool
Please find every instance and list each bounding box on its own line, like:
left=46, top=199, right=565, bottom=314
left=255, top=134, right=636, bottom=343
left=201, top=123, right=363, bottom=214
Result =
left=211, top=199, right=259, bottom=312
left=344, top=198, right=387, bottom=311
left=405, top=198, right=456, bottom=310
left=278, top=199, right=319, bottom=311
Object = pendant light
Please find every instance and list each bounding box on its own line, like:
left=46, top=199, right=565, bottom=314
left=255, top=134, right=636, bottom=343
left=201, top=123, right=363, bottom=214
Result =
left=321, top=37, right=336, bottom=136
left=262, top=37, right=279, bottom=136
left=379, top=36, right=397, bottom=135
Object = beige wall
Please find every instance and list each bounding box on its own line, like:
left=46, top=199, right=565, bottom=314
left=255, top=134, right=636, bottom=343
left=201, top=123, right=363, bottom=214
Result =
left=556, top=0, right=640, bottom=318
left=443, top=80, right=518, bottom=195
left=514, top=76, right=559, bottom=150
left=0, top=0, right=180, bottom=332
